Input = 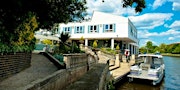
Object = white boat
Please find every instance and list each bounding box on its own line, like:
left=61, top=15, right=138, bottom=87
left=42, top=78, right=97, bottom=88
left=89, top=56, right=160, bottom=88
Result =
left=127, top=54, right=165, bottom=85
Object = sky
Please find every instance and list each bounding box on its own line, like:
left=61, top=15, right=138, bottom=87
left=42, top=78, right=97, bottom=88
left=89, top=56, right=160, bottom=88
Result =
left=85, top=0, right=180, bottom=47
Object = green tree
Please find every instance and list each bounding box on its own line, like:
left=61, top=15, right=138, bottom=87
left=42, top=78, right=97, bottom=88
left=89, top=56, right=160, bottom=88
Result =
left=11, top=12, right=38, bottom=52
left=0, top=0, right=87, bottom=49
left=58, top=32, right=71, bottom=53
left=103, top=0, right=146, bottom=12
left=159, top=43, right=167, bottom=53
left=151, top=46, right=159, bottom=53
left=146, top=41, right=153, bottom=53
left=139, top=46, right=146, bottom=54
left=0, top=0, right=146, bottom=53
left=172, top=44, right=180, bottom=54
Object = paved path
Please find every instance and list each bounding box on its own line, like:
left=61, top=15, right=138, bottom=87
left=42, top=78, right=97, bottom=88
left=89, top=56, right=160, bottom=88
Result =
left=0, top=53, right=58, bottom=90
left=97, top=51, right=134, bottom=84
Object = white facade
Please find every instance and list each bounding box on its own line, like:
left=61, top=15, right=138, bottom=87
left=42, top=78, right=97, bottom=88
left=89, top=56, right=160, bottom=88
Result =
left=35, top=11, right=139, bottom=54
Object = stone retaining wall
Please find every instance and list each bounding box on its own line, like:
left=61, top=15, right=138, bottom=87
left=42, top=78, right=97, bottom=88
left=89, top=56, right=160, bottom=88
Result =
left=0, top=52, right=31, bottom=81
left=65, top=64, right=110, bottom=90
left=24, top=53, right=98, bottom=90
left=63, top=53, right=97, bottom=70
left=25, top=66, right=87, bottom=90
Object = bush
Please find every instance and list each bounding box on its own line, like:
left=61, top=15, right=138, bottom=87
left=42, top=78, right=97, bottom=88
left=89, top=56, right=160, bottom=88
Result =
left=115, top=44, right=120, bottom=50
left=53, top=54, right=64, bottom=62
left=100, top=48, right=116, bottom=55
left=93, top=40, right=98, bottom=48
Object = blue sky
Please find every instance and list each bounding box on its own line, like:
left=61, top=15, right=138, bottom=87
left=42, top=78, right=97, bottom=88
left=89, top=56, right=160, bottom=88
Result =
left=86, top=0, right=180, bottom=47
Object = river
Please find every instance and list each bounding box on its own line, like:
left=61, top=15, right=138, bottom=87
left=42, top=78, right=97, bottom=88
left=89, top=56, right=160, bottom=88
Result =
left=116, top=56, right=180, bottom=90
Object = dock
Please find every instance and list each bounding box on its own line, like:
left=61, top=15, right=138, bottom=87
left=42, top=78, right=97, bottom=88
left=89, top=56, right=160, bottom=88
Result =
left=98, top=52, right=136, bottom=84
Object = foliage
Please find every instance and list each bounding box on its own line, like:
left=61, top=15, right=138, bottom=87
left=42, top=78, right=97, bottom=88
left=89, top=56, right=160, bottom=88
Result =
left=101, top=48, right=116, bottom=55
left=59, top=32, right=71, bottom=43
left=139, top=46, right=146, bottom=54
left=53, top=54, right=64, bottom=62
left=146, top=41, right=153, bottom=53
left=115, top=44, right=120, bottom=54
left=93, top=40, right=98, bottom=48
left=0, top=0, right=87, bottom=30
left=71, top=42, right=83, bottom=53
left=115, top=44, right=120, bottom=50
left=79, top=36, right=84, bottom=44
left=140, top=42, right=180, bottom=54
left=172, top=44, right=180, bottom=54
left=42, top=39, right=52, bottom=45
left=0, top=12, right=38, bottom=53
left=107, top=80, right=115, bottom=90
left=0, top=0, right=87, bottom=53
left=159, top=43, right=167, bottom=53
left=121, top=0, right=146, bottom=13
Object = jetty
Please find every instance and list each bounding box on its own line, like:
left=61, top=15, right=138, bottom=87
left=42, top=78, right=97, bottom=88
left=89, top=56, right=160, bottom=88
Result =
left=97, top=51, right=136, bottom=84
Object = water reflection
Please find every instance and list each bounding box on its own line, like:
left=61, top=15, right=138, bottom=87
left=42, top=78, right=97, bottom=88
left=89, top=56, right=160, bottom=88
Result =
left=116, top=56, right=180, bottom=90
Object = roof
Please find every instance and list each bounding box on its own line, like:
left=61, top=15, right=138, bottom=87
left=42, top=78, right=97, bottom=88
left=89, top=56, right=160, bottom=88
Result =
left=138, top=54, right=163, bottom=58
left=90, top=11, right=128, bottom=23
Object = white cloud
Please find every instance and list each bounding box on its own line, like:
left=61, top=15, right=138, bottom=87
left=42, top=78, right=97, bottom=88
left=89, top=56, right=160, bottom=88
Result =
left=129, top=13, right=173, bottom=30
left=172, top=2, right=180, bottom=11
left=139, top=39, right=158, bottom=46
left=169, top=20, right=180, bottom=30
left=86, top=0, right=137, bottom=16
left=168, top=37, right=174, bottom=40
left=168, top=0, right=180, bottom=11
left=151, top=0, right=180, bottom=11
left=138, top=29, right=180, bottom=39
left=152, top=0, right=167, bottom=10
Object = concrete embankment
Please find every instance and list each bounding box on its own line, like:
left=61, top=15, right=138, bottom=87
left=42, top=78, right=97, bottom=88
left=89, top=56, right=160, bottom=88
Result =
left=65, top=63, right=109, bottom=90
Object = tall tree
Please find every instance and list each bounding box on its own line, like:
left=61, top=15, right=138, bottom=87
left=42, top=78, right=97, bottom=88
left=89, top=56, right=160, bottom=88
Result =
left=139, top=46, right=146, bottom=54
left=146, top=41, right=153, bottom=53
left=103, top=0, right=146, bottom=12
left=0, top=0, right=87, bottom=48
left=159, top=43, right=167, bottom=53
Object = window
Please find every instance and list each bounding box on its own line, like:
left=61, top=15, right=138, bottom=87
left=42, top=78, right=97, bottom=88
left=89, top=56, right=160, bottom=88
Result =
left=88, top=25, right=99, bottom=33
left=103, top=24, right=115, bottom=32
left=75, top=26, right=84, bottom=33
left=63, top=27, right=71, bottom=33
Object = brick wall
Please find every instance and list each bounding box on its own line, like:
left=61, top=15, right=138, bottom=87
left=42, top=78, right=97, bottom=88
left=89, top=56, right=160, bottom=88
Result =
left=0, top=52, right=31, bottom=81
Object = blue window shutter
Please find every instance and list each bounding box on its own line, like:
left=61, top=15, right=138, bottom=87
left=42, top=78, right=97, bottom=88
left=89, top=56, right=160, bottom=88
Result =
left=63, top=27, right=65, bottom=32
left=97, top=25, right=99, bottom=33
left=70, top=27, right=72, bottom=34
left=83, top=26, right=85, bottom=33
left=74, top=26, right=77, bottom=33
left=114, top=24, right=116, bottom=32
left=88, top=26, right=90, bottom=33
left=103, top=24, right=105, bottom=32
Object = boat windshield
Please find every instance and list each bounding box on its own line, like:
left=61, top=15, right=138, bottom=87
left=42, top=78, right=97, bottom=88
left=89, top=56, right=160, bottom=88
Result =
left=138, top=56, right=163, bottom=69
left=138, top=56, right=163, bottom=64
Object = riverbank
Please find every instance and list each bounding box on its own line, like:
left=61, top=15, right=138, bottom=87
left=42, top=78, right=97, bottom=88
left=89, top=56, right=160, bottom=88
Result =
left=161, top=53, right=180, bottom=57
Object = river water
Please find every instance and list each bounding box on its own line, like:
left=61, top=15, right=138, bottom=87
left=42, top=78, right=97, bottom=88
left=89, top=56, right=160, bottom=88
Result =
left=116, top=56, right=180, bottom=90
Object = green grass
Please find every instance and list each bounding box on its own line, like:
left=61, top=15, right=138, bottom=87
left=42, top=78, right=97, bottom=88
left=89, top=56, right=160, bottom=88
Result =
left=100, top=48, right=116, bottom=55
left=161, top=53, right=180, bottom=57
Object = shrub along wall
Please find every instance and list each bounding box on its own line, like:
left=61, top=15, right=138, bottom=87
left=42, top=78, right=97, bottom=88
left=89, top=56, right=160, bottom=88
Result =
left=0, top=52, right=31, bottom=81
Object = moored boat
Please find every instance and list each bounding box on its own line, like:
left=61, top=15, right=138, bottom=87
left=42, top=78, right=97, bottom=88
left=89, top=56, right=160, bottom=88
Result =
left=127, top=54, right=165, bottom=85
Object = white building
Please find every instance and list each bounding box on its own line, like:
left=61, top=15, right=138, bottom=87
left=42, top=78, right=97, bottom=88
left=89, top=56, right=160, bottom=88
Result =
left=35, top=11, right=139, bottom=54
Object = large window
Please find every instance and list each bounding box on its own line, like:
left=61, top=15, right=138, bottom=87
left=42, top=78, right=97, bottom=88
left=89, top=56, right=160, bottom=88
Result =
left=88, top=25, right=99, bottom=33
left=103, top=24, right=115, bottom=32
left=75, top=26, right=84, bottom=33
left=63, top=27, right=71, bottom=33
